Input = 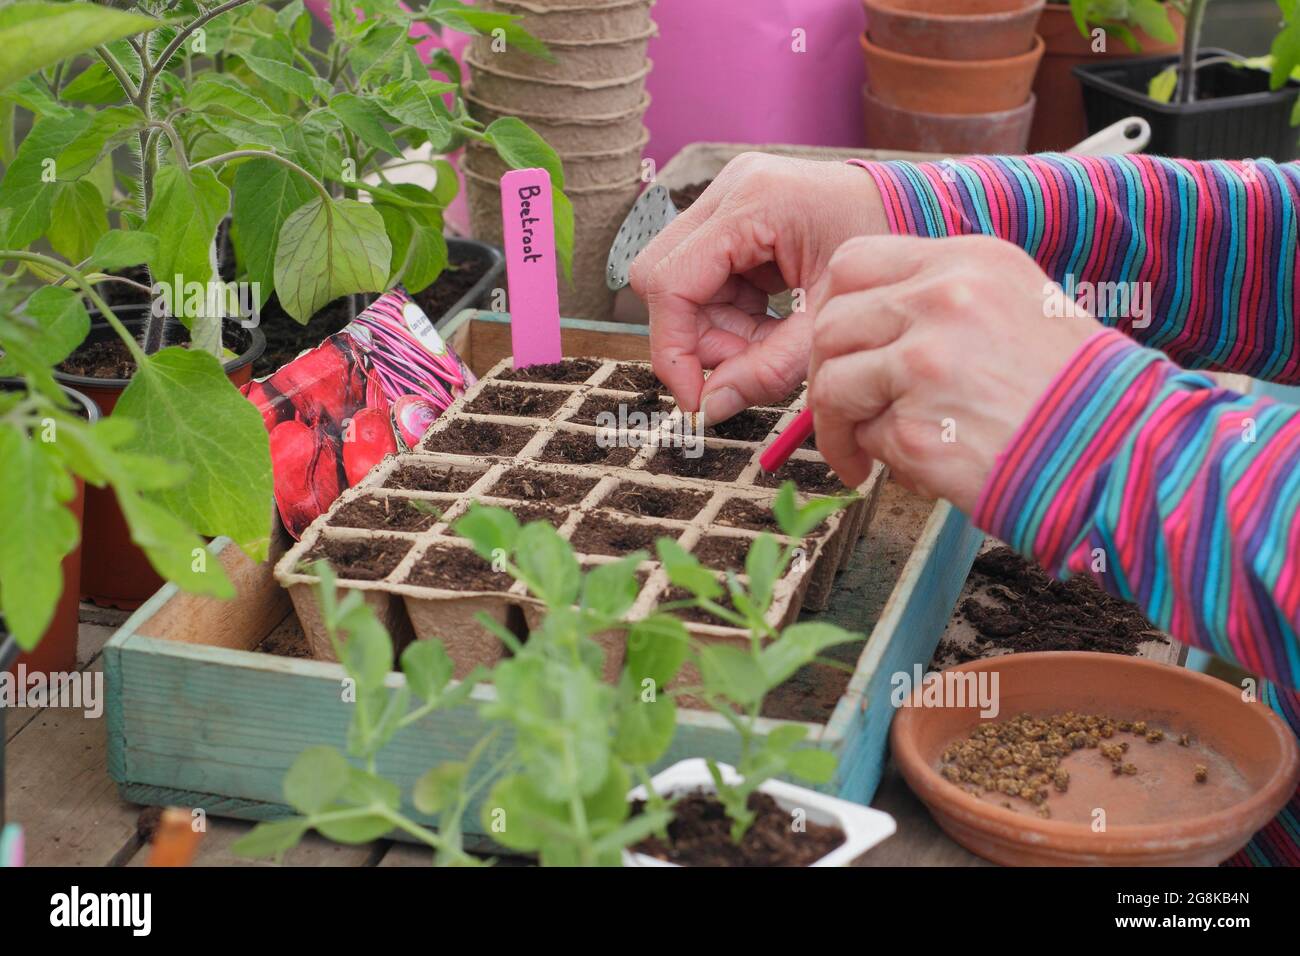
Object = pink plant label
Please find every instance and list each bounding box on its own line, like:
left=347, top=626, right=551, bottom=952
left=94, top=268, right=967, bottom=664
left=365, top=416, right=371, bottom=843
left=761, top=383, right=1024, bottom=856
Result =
left=500, top=168, right=562, bottom=368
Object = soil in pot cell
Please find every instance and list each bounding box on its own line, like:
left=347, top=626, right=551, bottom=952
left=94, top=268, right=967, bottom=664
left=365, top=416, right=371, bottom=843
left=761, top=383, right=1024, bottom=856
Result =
left=489, top=466, right=599, bottom=505
left=446, top=499, right=570, bottom=535
left=464, top=384, right=571, bottom=418
left=568, top=513, right=679, bottom=557
left=632, top=790, right=845, bottom=866
left=601, top=481, right=710, bottom=521
left=405, top=544, right=514, bottom=592
left=328, top=495, right=443, bottom=532
left=644, top=444, right=751, bottom=482
left=602, top=362, right=669, bottom=394
left=301, top=535, right=413, bottom=582
left=421, top=420, right=537, bottom=457
left=670, top=181, right=711, bottom=211
left=691, top=534, right=756, bottom=573
left=755, top=459, right=844, bottom=493
left=383, top=462, right=483, bottom=493
left=496, top=357, right=602, bottom=384
left=568, top=389, right=669, bottom=427
left=536, top=429, right=637, bottom=467
left=704, top=408, right=780, bottom=442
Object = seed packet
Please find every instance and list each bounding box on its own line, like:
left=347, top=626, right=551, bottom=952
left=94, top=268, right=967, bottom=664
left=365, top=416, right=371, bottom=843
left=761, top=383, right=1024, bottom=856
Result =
left=242, top=289, right=476, bottom=538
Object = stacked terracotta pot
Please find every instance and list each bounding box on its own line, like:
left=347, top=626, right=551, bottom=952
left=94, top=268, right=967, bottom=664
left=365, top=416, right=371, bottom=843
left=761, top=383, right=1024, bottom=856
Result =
left=860, top=0, right=1046, bottom=153
left=464, top=0, right=655, bottom=321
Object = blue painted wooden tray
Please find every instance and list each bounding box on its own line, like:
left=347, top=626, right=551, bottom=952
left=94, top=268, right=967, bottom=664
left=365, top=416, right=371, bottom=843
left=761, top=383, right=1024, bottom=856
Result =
left=103, top=311, right=983, bottom=839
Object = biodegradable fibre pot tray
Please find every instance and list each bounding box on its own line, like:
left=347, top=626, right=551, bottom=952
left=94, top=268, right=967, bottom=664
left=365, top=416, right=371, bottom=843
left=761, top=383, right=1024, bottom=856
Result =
left=276, top=357, right=883, bottom=685
left=891, top=652, right=1300, bottom=866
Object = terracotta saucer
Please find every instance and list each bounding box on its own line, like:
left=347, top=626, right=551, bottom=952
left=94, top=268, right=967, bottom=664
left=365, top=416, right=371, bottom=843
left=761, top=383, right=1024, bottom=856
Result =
left=890, top=652, right=1299, bottom=866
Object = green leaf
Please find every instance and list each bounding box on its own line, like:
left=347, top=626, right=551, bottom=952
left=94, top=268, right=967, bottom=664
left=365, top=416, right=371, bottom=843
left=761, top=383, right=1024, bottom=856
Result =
left=143, top=165, right=230, bottom=297
left=785, top=746, right=838, bottom=785
left=624, top=614, right=689, bottom=689
left=61, top=59, right=129, bottom=105
left=485, top=117, right=565, bottom=188
left=90, top=230, right=160, bottom=273
left=0, top=2, right=159, bottom=92
left=47, top=180, right=107, bottom=262
left=514, top=522, right=580, bottom=608
left=773, top=481, right=853, bottom=539
left=284, top=746, right=351, bottom=814
left=186, top=73, right=285, bottom=125
left=240, top=53, right=331, bottom=103
left=379, top=204, right=449, bottom=294
left=413, top=762, right=467, bottom=815
left=401, top=638, right=455, bottom=703
left=1270, top=13, right=1300, bottom=90
left=1128, top=0, right=1177, bottom=45
left=231, top=158, right=314, bottom=307
left=614, top=690, right=676, bottom=764
left=0, top=424, right=78, bottom=649
left=697, top=644, right=768, bottom=707
left=656, top=537, right=721, bottom=600
left=453, top=504, right=519, bottom=563
left=329, top=92, right=402, bottom=157
left=273, top=195, right=391, bottom=322
left=114, top=488, right=234, bottom=598
left=744, top=533, right=782, bottom=611
left=0, top=112, right=90, bottom=248
left=758, top=621, right=859, bottom=688
left=430, top=5, right=553, bottom=61
left=2, top=286, right=89, bottom=372
left=553, top=187, right=574, bottom=283
left=231, top=818, right=310, bottom=858
left=580, top=554, right=644, bottom=619
left=480, top=773, right=559, bottom=852
left=55, top=105, right=143, bottom=180
left=114, top=347, right=274, bottom=560
left=1147, top=67, right=1177, bottom=103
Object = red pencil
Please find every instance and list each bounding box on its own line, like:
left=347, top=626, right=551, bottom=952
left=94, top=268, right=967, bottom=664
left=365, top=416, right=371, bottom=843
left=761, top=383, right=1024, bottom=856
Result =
left=759, top=407, right=813, bottom=473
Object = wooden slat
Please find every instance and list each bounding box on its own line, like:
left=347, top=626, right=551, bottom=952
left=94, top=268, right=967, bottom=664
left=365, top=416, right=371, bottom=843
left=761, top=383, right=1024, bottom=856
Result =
left=5, top=659, right=142, bottom=866
left=443, top=310, right=651, bottom=377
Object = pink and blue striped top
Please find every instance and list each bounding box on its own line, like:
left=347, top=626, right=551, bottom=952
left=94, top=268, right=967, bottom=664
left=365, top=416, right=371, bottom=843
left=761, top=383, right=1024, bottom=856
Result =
left=862, top=155, right=1300, bottom=866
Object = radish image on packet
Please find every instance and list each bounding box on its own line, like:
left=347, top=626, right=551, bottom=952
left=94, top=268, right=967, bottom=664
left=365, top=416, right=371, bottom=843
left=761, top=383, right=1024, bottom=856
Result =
left=242, top=289, right=476, bottom=538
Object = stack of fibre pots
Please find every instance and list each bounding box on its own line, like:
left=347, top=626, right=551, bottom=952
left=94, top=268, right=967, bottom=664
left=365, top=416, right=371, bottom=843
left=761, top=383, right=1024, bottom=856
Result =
left=464, top=0, right=655, bottom=321
left=860, top=0, right=1045, bottom=153
left=276, top=358, right=883, bottom=693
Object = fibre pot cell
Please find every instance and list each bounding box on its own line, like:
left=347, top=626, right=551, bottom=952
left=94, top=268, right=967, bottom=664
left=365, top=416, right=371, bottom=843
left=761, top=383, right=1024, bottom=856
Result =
left=863, top=86, right=1036, bottom=152
left=465, top=89, right=651, bottom=153
left=890, top=652, right=1300, bottom=866
left=862, top=0, right=1044, bottom=61
left=53, top=311, right=266, bottom=609
left=0, top=384, right=98, bottom=675
left=1075, top=48, right=1300, bottom=161
left=482, top=0, right=656, bottom=41
left=471, top=24, right=656, bottom=83
left=1029, top=3, right=1182, bottom=151
left=465, top=50, right=651, bottom=114
left=860, top=31, right=1044, bottom=114
left=622, top=759, right=898, bottom=866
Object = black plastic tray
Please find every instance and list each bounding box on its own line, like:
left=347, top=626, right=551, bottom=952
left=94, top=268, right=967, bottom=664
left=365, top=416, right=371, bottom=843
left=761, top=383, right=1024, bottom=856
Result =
left=1075, top=48, right=1300, bottom=160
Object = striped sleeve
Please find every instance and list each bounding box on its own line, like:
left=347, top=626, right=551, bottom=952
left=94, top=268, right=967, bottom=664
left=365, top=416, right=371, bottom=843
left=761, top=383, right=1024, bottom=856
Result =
left=856, top=155, right=1300, bottom=385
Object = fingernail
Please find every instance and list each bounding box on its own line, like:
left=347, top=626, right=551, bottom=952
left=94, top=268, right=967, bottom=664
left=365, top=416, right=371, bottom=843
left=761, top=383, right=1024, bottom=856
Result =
left=701, top=387, right=744, bottom=426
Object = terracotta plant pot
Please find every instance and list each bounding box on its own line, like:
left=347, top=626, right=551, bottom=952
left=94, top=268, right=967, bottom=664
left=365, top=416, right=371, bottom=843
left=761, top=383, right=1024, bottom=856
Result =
left=0, top=384, right=98, bottom=675
left=466, top=90, right=650, bottom=153
left=863, top=0, right=1045, bottom=61
left=861, top=31, right=1044, bottom=114
left=863, top=86, right=1036, bottom=152
left=54, top=312, right=266, bottom=609
left=1029, top=2, right=1183, bottom=151
left=890, top=652, right=1300, bottom=866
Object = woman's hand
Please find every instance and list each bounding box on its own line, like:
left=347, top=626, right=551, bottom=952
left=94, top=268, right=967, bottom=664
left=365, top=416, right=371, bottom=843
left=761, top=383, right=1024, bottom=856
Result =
left=631, top=153, right=888, bottom=423
left=808, top=234, right=1102, bottom=513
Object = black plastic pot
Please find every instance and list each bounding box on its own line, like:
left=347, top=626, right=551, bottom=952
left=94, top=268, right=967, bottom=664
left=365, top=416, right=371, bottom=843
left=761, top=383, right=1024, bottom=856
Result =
left=357, top=237, right=505, bottom=325
left=1075, top=48, right=1300, bottom=160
